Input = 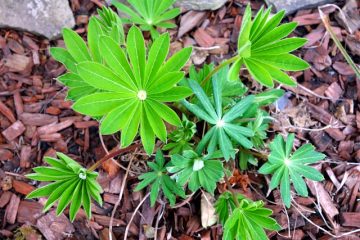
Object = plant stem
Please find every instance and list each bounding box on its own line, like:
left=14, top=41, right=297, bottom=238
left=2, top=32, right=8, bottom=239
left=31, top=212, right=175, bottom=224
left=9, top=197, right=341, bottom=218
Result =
left=319, top=9, right=360, bottom=79
left=224, top=174, right=240, bottom=208
left=88, top=143, right=140, bottom=172
left=201, top=55, right=241, bottom=86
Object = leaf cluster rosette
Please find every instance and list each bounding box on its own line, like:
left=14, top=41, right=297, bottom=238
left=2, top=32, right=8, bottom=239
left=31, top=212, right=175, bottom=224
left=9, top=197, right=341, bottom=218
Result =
left=182, top=77, right=255, bottom=160
left=167, top=150, right=224, bottom=194
left=26, top=153, right=103, bottom=222
left=229, top=5, right=310, bottom=87
left=163, top=115, right=197, bottom=154
left=259, top=134, right=325, bottom=207
left=215, top=192, right=281, bottom=240
left=72, top=26, right=192, bottom=154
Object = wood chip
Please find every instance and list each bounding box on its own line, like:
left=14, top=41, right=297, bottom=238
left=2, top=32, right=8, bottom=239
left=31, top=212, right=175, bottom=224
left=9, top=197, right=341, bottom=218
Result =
left=12, top=180, right=35, bottom=195
left=37, top=119, right=74, bottom=135
left=93, top=214, right=125, bottom=227
left=20, top=145, right=32, bottom=168
left=0, top=149, right=13, bottom=161
left=2, top=120, right=26, bottom=141
left=194, top=28, right=215, bottom=47
left=0, top=101, right=16, bottom=123
left=325, top=82, right=343, bottom=102
left=36, top=210, right=75, bottom=240
left=5, top=193, right=20, bottom=224
left=340, top=212, right=360, bottom=228
left=178, top=11, right=207, bottom=38
left=17, top=200, right=43, bottom=224
left=20, top=113, right=58, bottom=126
left=4, top=54, right=33, bottom=73
left=0, top=191, right=12, bottom=208
left=307, top=179, right=339, bottom=219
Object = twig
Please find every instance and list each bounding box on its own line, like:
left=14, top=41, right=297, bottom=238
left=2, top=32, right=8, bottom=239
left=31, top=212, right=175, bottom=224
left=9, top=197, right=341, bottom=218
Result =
left=98, top=132, right=138, bottom=174
left=201, top=55, right=240, bottom=86
left=291, top=199, right=360, bottom=238
left=124, top=192, right=151, bottom=240
left=318, top=6, right=360, bottom=79
left=154, top=202, right=166, bottom=240
left=88, top=143, right=140, bottom=172
left=109, top=150, right=137, bottom=240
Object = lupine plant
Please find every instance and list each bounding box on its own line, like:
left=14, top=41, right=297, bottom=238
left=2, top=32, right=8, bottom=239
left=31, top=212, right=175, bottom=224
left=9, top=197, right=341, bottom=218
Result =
left=26, top=3, right=326, bottom=239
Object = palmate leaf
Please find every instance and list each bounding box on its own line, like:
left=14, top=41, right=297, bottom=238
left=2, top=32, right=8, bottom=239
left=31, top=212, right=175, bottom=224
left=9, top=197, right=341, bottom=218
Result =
left=51, top=7, right=124, bottom=101
left=72, top=26, right=192, bottom=154
left=26, top=153, right=103, bottom=222
left=135, top=150, right=185, bottom=206
left=259, top=134, right=325, bottom=207
left=112, top=0, right=180, bottom=39
left=229, top=5, right=309, bottom=87
left=182, top=77, right=254, bottom=160
left=221, top=196, right=281, bottom=240
left=167, top=150, right=224, bottom=194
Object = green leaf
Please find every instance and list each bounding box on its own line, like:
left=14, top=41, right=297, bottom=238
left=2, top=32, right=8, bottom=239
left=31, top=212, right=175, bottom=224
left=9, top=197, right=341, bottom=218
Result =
left=69, top=181, right=83, bottom=222
left=50, top=48, right=77, bottom=73
left=280, top=168, right=291, bottom=207
left=62, top=28, right=91, bottom=62
left=87, top=18, right=103, bottom=62
left=145, top=33, right=170, bottom=84
left=135, top=150, right=185, bottom=206
left=99, top=36, right=137, bottom=89
left=254, top=89, right=284, bottom=106
left=26, top=153, right=103, bottom=221
left=73, top=93, right=134, bottom=116
left=156, top=47, right=192, bottom=78
left=144, top=102, right=167, bottom=141
left=77, top=62, right=135, bottom=93
left=253, top=38, right=308, bottom=55
left=252, top=54, right=310, bottom=71
left=169, top=150, right=224, bottom=194
left=222, top=198, right=280, bottom=240
left=150, top=87, right=192, bottom=102
left=253, top=22, right=298, bottom=48
left=147, top=100, right=181, bottom=126
left=244, top=59, right=273, bottom=87
left=100, top=100, right=138, bottom=134
left=127, top=26, right=146, bottom=88
left=237, top=5, right=252, bottom=53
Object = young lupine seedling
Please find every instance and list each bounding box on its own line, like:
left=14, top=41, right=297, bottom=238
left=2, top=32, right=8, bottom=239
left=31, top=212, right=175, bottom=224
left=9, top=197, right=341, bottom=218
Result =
left=163, top=115, right=197, bottom=154
left=167, top=150, right=224, bottom=194
left=134, top=150, right=185, bottom=206
left=24, top=4, right=327, bottom=239
left=112, top=0, right=180, bottom=39
left=215, top=192, right=281, bottom=240
left=26, top=153, right=102, bottom=222
left=227, top=5, right=310, bottom=87
left=259, top=134, right=325, bottom=207
left=182, top=77, right=255, bottom=160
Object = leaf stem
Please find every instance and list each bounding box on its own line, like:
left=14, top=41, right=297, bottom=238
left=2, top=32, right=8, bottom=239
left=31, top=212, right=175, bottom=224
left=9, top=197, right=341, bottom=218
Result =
left=88, top=143, right=140, bottom=172
left=319, top=9, right=360, bottom=79
left=201, top=55, right=241, bottom=86
left=224, top=174, right=240, bottom=208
